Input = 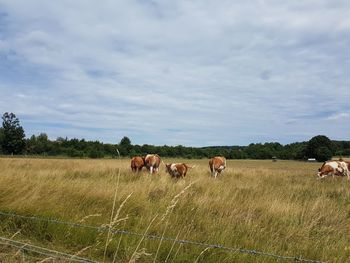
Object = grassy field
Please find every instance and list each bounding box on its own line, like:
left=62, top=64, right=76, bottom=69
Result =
left=0, top=157, right=349, bottom=262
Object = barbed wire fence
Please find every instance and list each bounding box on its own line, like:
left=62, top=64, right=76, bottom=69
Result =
left=0, top=211, right=326, bottom=263
left=0, top=236, right=98, bottom=263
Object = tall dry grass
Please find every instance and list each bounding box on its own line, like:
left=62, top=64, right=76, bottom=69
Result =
left=0, top=157, right=349, bottom=262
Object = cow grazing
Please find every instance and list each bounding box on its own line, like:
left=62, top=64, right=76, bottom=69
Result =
left=165, top=163, right=193, bottom=178
left=130, top=156, right=145, bottom=172
left=144, top=154, right=161, bottom=174
left=209, top=156, right=226, bottom=178
left=317, top=161, right=350, bottom=179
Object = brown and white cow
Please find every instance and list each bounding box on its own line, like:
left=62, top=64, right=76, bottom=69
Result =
left=317, top=160, right=350, bottom=179
left=165, top=163, right=193, bottom=178
left=209, top=156, right=226, bottom=178
left=144, top=154, right=161, bottom=174
left=130, top=156, right=145, bottom=172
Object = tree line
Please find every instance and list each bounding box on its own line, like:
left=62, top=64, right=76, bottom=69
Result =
left=1, top=112, right=349, bottom=161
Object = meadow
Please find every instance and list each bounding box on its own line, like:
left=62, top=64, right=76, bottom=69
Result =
left=0, top=157, right=349, bottom=262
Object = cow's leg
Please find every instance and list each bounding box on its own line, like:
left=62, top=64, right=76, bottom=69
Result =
left=150, top=166, right=154, bottom=174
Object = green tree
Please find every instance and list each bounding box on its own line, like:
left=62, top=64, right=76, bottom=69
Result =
left=305, top=135, right=333, bottom=162
left=315, top=146, right=332, bottom=162
left=1, top=112, right=26, bottom=154
left=0, top=127, right=4, bottom=153
left=118, top=136, right=132, bottom=156
left=87, top=147, right=103, bottom=158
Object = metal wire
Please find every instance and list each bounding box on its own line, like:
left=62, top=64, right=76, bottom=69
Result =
left=0, top=236, right=99, bottom=263
left=0, top=211, right=326, bottom=263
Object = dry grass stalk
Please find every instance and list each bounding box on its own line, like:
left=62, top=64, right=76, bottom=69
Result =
left=194, top=247, right=211, bottom=263
left=103, top=191, right=132, bottom=262
left=37, top=256, right=54, bottom=263
left=129, top=214, right=158, bottom=263
left=71, top=245, right=94, bottom=259
left=153, top=220, right=169, bottom=263
left=111, top=193, right=132, bottom=227
left=78, top=213, right=101, bottom=223
left=164, top=231, right=181, bottom=263
left=112, top=219, right=127, bottom=263
left=169, top=223, right=195, bottom=263
left=103, top=151, right=123, bottom=263
left=10, top=230, right=21, bottom=239
left=153, top=181, right=196, bottom=262
left=128, top=248, right=152, bottom=263
left=161, top=181, right=196, bottom=222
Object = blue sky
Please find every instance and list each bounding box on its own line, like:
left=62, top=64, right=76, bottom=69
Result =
left=0, top=1, right=349, bottom=146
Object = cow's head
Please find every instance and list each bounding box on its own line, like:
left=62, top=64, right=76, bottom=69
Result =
left=317, top=168, right=329, bottom=179
left=165, top=164, right=171, bottom=173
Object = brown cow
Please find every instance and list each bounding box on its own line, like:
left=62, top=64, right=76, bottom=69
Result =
left=165, top=163, right=193, bottom=178
left=317, top=160, right=350, bottom=179
left=209, top=156, right=226, bottom=178
left=130, top=156, right=145, bottom=172
left=144, top=154, right=161, bottom=174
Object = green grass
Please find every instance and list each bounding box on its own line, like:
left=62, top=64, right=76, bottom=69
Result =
left=0, top=158, right=349, bottom=262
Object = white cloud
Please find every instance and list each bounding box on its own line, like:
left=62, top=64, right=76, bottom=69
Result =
left=0, top=0, right=349, bottom=146
left=327, top=112, right=350, bottom=121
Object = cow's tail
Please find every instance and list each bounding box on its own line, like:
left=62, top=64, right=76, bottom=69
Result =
left=186, top=164, right=196, bottom=169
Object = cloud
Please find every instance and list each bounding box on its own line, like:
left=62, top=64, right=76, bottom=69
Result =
left=0, top=0, right=349, bottom=146
left=327, top=112, right=350, bottom=120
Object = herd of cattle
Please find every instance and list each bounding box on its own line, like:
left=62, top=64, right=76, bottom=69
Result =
left=131, top=154, right=350, bottom=180
left=131, top=154, right=226, bottom=178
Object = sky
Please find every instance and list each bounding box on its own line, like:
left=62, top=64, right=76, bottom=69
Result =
left=0, top=0, right=349, bottom=146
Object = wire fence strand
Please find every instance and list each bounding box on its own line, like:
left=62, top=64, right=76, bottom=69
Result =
left=0, top=211, right=326, bottom=263
left=0, top=236, right=99, bottom=263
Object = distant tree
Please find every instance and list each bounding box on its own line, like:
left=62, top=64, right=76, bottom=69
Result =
left=26, top=135, right=37, bottom=154
left=0, top=127, right=4, bottom=153
left=36, top=133, right=51, bottom=155
left=315, top=146, right=333, bottom=162
left=305, top=135, right=334, bottom=162
left=341, top=148, right=350, bottom=156
left=118, top=136, right=132, bottom=156
left=1, top=112, right=26, bottom=154
left=87, top=147, right=103, bottom=158
left=56, top=137, right=66, bottom=143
